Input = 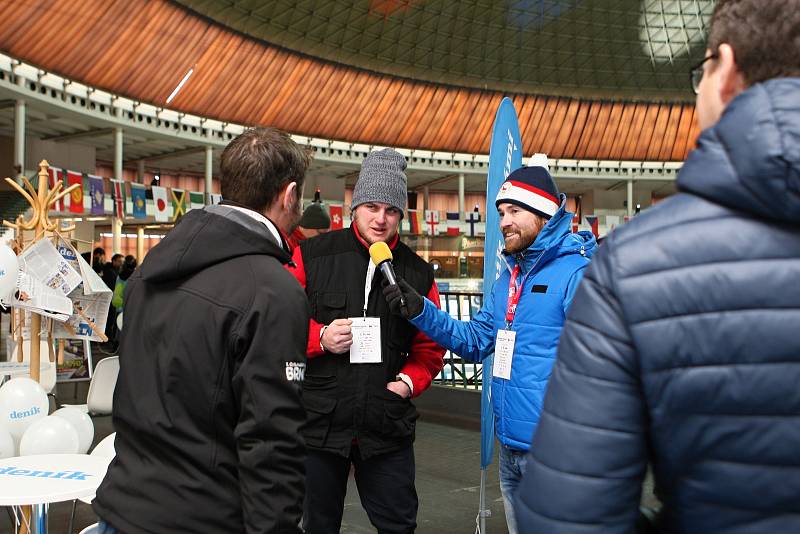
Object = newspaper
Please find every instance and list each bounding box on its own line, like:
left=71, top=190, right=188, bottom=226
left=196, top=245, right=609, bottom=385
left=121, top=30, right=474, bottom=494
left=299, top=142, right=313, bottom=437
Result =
left=20, top=238, right=82, bottom=296
left=53, top=249, right=112, bottom=341
left=12, top=271, right=72, bottom=321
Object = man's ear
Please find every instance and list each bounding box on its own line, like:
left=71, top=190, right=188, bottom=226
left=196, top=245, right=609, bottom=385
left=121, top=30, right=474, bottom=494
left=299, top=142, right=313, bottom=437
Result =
left=716, top=43, right=747, bottom=105
left=282, top=181, right=298, bottom=210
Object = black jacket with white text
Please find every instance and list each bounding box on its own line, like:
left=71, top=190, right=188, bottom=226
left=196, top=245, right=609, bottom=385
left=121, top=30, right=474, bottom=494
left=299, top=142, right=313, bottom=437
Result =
left=94, top=206, right=309, bottom=533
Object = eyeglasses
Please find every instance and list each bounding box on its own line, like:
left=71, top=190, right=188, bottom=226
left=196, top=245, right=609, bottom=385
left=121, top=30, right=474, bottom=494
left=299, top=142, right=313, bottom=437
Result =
left=690, top=54, right=718, bottom=95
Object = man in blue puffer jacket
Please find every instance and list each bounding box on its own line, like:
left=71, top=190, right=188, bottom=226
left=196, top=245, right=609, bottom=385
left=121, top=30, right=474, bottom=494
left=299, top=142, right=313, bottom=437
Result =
left=383, top=165, right=595, bottom=533
left=515, top=1, right=800, bottom=532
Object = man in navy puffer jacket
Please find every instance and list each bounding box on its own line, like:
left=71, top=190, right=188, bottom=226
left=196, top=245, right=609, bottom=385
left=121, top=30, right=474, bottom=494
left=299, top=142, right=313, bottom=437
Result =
left=515, top=1, right=800, bottom=532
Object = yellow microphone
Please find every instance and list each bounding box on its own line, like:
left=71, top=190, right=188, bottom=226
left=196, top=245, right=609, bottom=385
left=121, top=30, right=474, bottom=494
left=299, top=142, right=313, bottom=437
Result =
left=369, top=242, right=406, bottom=312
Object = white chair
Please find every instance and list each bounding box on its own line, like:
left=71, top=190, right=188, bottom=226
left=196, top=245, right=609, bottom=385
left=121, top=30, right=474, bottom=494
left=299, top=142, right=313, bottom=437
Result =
left=63, top=356, right=119, bottom=415
left=78, top=522, right=99, bottom=534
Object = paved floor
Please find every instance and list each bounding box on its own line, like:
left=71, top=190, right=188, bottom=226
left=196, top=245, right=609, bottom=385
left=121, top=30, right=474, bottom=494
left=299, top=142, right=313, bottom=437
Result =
left=0, top=326, right=657, bottom=533
left=1, top=415, right=508, bottom=534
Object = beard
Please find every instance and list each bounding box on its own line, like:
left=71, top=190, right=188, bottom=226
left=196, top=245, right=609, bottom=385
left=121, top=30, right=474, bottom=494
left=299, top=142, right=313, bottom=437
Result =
left=503, top=217, right=546, bottom=254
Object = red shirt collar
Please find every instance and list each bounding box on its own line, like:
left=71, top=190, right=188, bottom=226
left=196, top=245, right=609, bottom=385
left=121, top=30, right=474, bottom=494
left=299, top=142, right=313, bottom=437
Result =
left=352, top=223, right=400, bottom=250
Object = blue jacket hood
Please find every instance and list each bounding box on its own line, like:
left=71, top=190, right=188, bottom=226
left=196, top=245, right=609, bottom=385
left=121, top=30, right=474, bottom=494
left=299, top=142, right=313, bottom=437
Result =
left=678, top=78, right=800, bottom=224
left=505, top=194, right=597, bottom=273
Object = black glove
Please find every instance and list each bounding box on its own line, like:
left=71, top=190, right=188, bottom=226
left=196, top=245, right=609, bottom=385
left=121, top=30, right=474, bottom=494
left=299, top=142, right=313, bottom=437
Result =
left=382, top=277, right=424, bottom=319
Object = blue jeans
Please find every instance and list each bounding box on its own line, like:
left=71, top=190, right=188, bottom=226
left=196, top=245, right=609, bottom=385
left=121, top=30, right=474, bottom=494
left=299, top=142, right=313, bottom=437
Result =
left=499, top=445, right=529, bottom=534
left=97, top=520, right=121, bottom=534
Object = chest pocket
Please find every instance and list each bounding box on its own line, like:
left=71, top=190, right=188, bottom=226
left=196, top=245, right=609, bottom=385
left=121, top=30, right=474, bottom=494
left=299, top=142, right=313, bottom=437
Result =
left=522, top=286, right=565, bottom=325
left=314, top=291, right=348, bottom=325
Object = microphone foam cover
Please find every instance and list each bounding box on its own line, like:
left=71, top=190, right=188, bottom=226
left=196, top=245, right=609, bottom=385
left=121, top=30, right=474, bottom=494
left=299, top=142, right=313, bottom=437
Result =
left=369, top=241, right=393, bottom=266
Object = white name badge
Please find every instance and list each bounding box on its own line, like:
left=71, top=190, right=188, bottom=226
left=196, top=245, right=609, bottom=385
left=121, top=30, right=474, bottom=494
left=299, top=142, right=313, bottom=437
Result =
left=349, top=317, right=382, bottom=364
left=492, top=329, right=516, bottom=380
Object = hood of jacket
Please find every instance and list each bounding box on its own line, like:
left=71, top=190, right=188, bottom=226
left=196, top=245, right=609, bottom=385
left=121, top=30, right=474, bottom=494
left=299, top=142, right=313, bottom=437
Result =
left=678, top=78, right=800, bottom=224
left=141, top=206, right=291, bottom=283
left=504, top=194, right=597, bottom=273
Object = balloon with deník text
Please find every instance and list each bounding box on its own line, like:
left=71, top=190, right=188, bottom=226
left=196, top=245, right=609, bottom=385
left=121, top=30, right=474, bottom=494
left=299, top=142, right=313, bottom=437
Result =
left=0, top=377, right=49, bottom=440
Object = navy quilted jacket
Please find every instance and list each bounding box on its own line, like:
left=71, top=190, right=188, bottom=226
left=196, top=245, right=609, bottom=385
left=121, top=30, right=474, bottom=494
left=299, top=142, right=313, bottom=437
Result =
left=515, top=78, right=800, bottom=533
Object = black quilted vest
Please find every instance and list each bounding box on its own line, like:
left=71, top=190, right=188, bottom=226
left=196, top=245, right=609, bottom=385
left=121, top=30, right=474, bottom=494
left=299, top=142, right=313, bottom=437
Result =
left=299, top=226, right=435, bottom=459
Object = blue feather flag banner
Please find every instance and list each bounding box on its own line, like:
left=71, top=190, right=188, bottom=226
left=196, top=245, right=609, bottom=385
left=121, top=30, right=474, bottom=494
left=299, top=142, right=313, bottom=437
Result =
left=481, top=97, right=522, bottom=468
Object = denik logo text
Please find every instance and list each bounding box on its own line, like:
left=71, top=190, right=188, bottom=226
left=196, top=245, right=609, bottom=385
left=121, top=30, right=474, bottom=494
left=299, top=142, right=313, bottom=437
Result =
left=0, top=467, right=92, bottom=481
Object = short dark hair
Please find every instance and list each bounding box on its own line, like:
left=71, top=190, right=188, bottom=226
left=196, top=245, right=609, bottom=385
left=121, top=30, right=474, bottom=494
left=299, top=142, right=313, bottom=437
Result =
left=111, top=253, right=123, bottom=263
left=220, top=127, right=311, bottom=212
left=93, top=247, right=105, bottom=256
left=708, top=0, right=800, bottom=86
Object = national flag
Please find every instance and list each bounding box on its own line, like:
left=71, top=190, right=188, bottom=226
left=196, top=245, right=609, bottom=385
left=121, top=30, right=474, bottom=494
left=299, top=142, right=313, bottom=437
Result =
left=210, top=193, right=222, bottom=205
left=425, top=210, right=439, bottom=236
left=189, top=191, right=205, bottom=211
left=446, top=212, right=460, bottom=236
left=152, top=185, right=169, bottom=222
left=111, top=179, right=126, bottom=219
left=131, top=183, right=147, bottom=219
left=47, top=166, right=65, bottom=211
left=467, top=210, right=481, bottom=237
left=329, top=204, right=343, bottom=230
left=408, top=209, right=423, bottom=234
left=171, top=188, right=188, bottom=222
left=89, top=175, right=104, bottom=215
left=67, top=171, right=84, bottom=214
left=585, top=215, right=599, bottom=238
left=572, top=215, right=579, bottom=234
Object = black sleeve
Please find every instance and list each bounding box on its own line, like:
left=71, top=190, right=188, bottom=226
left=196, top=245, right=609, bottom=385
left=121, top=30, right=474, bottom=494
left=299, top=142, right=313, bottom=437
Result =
left=231, top=263, right=309, bottom=534
left=514, top=239, right=648, bottom=533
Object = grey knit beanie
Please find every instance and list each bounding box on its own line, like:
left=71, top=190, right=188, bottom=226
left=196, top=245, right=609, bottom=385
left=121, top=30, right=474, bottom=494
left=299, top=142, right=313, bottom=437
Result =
left=351, top=148, right=407, bottom=216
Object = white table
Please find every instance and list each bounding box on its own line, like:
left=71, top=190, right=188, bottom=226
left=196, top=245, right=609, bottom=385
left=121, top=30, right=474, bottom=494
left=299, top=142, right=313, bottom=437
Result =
left=0, top=454, right=110, bottom=533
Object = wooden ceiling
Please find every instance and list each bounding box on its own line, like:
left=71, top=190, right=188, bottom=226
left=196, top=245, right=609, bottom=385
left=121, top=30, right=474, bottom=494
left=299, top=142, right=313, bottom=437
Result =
left=0, top=0, right=699, bottom=161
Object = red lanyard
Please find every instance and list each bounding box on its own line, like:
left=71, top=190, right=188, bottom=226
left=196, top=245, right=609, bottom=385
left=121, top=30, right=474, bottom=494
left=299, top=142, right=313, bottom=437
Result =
left=505, top=265, right=522, bottom=324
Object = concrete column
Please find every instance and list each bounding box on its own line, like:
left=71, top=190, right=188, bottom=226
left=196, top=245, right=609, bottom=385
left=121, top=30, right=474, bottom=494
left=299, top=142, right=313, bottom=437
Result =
left=136, top=226, right=145, bottom=260
left=14, top=99, right=25, bottom=184
left=112, top=217, right=123, bottom=255
left=113, top=128, right=124, bottom=254
left=457, top=173, right=465, bottom=217
left=137, top=159, right=146, bottom=184
left=423, top=186, right=430, bottom=213
left=205, top=146, right=213, bottom=204
left=627, top=179, right=634, bottom=217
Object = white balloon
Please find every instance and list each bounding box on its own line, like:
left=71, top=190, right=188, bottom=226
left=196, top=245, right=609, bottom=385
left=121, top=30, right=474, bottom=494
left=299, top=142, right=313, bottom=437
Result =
left=0, top=426, right=14, bottom=459
left=0, top=377, right=49, bottom=440
left=0, top=244, right=19, bottom=301
left=19, top=416, right=79, bottom=456
left=52, top=407, right=94, bottom=454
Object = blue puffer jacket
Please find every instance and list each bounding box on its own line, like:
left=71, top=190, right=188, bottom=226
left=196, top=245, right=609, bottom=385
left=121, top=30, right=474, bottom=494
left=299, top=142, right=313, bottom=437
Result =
left=411, top=199, right=595, bottom=450
left=515, top=79, right=800, bottom=533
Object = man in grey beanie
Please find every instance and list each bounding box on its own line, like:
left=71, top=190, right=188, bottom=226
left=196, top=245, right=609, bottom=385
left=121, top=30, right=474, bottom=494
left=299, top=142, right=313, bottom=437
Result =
left=288, top=148, right=445, bottom=534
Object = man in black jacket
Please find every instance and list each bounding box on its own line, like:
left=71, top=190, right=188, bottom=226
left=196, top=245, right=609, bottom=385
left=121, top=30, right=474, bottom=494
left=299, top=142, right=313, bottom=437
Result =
left=288, top=149, right=445, bottom=534
left=94, top=127, right=311, bottom=533
left=515, top=1, right=800, bottom=532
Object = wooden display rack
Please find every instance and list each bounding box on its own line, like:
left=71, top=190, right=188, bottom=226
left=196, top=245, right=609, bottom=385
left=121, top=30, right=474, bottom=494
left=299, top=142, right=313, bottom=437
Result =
left=3, top=160, right=80, bottom=384
left=2, top=160, right=80, bottom=534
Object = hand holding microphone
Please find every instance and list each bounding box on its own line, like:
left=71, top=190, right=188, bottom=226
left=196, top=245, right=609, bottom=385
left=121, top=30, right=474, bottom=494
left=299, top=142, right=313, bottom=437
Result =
left=369, top=242, right=423, bottom=319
